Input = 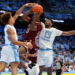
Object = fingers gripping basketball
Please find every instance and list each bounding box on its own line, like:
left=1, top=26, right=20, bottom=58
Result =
left=32, top=5, right=43, bottom=14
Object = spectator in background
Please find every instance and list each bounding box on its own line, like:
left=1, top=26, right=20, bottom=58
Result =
left=62, top=64, right=67, bottom=72
left=55, top=57, right=63, bottom=75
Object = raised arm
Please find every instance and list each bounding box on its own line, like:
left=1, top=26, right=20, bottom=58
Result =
left=61, top=30, right=75, bottom=36
left=30, top=12, right=41, bottom=26
left=22, top=3, right=37, bottom=21
left=22, top=9, right=32, bottom=21
left=13, top=3, right=35, bottom=21
left=13, top=4, right=27, bottom=21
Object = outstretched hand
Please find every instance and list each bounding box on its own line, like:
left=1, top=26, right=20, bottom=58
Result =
left=25, top=3, right=38, bottom=7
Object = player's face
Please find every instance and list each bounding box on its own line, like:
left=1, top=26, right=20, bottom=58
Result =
left=45, top=19, right=53, bottom=27
left=58, top=57, right=61, bottom=61
left=33, top=13, right=41, bottom=22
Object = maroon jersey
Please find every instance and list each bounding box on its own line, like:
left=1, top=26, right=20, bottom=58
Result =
left=23, top=23, right=42, bottom=63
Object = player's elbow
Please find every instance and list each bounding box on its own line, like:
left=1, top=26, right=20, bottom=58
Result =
left=15, top=11, right=20, bottom=16
left=62, top=32, right=70, bottom=36
left=12, top=41, right=18, bottom=45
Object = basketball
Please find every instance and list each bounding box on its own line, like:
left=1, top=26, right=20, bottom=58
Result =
left=32, top=5, right=43, bottom=14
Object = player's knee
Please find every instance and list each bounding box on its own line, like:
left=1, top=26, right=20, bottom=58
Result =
left=0, top=62, right=6, bottom=72
left=11, top=62, right=18, bottom=66
left=11, top=62, right=18, bottom=70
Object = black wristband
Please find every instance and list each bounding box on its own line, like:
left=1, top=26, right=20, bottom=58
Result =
left=22, top=46, right=28, bottom=53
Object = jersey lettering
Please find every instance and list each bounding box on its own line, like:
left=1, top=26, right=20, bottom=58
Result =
left=42, top=31, right=52, bottom=42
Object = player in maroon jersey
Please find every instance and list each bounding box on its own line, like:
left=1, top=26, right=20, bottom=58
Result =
left=22, top=10, right=45, bottom=63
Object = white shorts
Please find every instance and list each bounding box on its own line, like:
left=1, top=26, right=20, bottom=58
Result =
left=0, top=45, right=19, bottom=64
left=37, top=50, right=53, bottom=68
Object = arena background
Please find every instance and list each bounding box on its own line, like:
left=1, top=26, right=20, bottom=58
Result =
left=0, top=0, right=75, bottom=75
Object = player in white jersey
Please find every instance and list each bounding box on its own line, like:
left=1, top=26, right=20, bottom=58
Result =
left=36, top=18, right=75, bottom=75
left=0, top=3, right=34, bottom=75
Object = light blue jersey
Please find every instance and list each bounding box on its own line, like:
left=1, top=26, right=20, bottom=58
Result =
left=37, top=23, right=63, bottom=67
left=4, top=24, right=18, bottom=46
left=37, top=27, right=63, bottom=49
left=0, top=24, right=19, bottom=64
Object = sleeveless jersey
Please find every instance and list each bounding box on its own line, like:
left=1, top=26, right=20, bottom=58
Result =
left=4, top=24, right=18, bottom=47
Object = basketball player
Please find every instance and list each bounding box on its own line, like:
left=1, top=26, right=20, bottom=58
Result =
left=0, top=3, right=33, bottom=75
left=19, top=46, right=39, bottom=75
left=36, top=18, right=75, bottom=75
left=22, top=11, right=45, bottom=63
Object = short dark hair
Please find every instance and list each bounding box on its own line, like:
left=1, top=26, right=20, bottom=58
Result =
left=45, top=18, right=54, bottom=24
left=0, top=12, right=11, bottom=25
left=49, top=18, right=54, bottom=24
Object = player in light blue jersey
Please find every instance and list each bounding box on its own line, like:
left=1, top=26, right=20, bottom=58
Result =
left=36, top=18, right=75, bottom=75
left=0, top=3, right=35, bottom=75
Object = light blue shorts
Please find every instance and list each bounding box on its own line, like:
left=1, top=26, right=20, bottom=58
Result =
left=0, top=45, right=19, bottom=65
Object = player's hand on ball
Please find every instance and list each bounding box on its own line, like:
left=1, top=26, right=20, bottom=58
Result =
left=25, top=3, right=37, bottom=7
left=32, top=4, right=43, bottom=14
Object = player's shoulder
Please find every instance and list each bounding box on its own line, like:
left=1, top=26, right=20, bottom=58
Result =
left=4, top=24, right=10, bottom=30
left=41, top=22, right=45, bottom=27
left=50, top=27, right=59, bottom=31
left=4, top=24, right=14, bottom=32
left=50, top=27, right=56, bottom=30
left=5, top=24, right=12, bottom=28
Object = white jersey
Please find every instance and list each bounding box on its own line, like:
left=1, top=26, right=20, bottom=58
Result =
left=0, top=24, right=19, bottom=64
left=37, top=23, right=63, bottom=49
left=4, top=24, right=18, bottom=47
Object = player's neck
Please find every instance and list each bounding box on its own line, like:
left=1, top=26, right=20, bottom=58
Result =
left=47, top=26, right=51, bottom=29
left=8, top=22, right=13, bottom=26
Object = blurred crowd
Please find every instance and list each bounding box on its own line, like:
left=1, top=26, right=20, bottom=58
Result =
left=0, top=25, right=75, bottom=72
left=53, top=36, right=75, bottom=72
left=0, top=0, right=75, bottom=19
